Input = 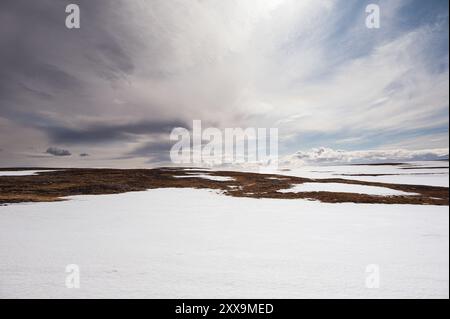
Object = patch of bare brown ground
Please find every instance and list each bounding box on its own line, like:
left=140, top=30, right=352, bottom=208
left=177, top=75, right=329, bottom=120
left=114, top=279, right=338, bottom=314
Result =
left=0, top=168, right=448, bottom=205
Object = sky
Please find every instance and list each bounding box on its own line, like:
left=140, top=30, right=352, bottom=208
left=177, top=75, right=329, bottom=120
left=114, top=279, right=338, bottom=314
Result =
left=0, top=0, right=448, bottom=167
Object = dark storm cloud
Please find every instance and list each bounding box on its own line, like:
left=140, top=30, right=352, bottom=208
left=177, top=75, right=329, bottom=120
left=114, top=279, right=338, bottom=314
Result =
left=123, top=135, right=215, bottom=163
left=128, top=140, right=174, bottom=156
left=0, top=0, right=133, bottom=114
left=20, top=83, right=54, bottom=100
left=125, top=140, right=174, bottom=163
left=23, top=63, right=82, bottom=91
left=0, top=0, right=185, bottom=165
left=46, top=147, right=71, bottom=156
left=45, top=120, right=190, bottom=144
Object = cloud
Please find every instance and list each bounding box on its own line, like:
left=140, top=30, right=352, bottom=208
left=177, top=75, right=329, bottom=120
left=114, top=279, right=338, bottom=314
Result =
left=282, top=147, right=449, bottom=165
left=46, top=147, right=71, bottom=157
left=44, top=119, right=189, bottom=144
left=119, top=140, right=173, bottom=163
left=0, top=0, right=448, bottom=167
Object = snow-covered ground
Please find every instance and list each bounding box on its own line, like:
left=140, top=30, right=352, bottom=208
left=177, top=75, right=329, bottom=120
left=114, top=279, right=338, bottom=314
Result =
left=0, top=170, right=57, bottom=176
left=281, top=162, right=449, bottom=187
left=227, top=161, right=449, bottom=187
left=0, top=188, right=448, bottom=299
left=174, top=174, right=235, bottom=182
left=278, top=183, right=418, bottom=196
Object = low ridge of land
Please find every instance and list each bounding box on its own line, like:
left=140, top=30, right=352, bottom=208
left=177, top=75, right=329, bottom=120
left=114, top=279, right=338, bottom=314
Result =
left=0, top=168, right=448, bottom=205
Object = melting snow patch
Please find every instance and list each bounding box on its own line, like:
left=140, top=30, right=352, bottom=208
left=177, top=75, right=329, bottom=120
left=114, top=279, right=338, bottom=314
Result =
left=265, top=177, right=289, bottom=180
left=174, top=174, right=235, bottom=182
left=278, top=182, right=418, bottom=196
left=0, top=170, right=58, bottom=177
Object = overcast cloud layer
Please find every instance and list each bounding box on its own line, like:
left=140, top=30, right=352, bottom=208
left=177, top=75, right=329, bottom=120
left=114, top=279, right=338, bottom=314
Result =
left=0, top=0, right=448, bottom=167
